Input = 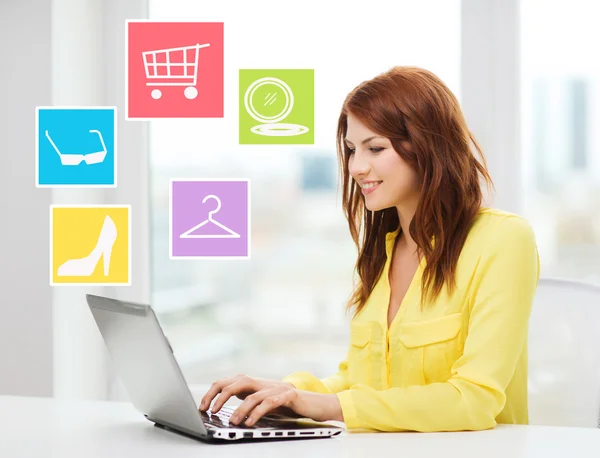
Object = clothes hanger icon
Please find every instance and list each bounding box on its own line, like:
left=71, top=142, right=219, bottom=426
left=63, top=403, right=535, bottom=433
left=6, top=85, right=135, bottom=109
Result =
left=179, top=194, right=240, bottom=239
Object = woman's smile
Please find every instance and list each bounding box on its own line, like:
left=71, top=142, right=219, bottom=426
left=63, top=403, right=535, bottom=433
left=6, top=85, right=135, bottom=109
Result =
left=361, top=180, right=382, bottom=195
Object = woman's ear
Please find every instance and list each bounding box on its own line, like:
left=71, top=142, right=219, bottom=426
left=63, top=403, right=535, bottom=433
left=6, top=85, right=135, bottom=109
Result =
left=400, top=140, right=413, bottom=151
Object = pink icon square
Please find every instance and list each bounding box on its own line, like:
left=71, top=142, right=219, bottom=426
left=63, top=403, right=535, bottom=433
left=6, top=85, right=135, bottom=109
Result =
left=126, top=21, right=224, bottom=119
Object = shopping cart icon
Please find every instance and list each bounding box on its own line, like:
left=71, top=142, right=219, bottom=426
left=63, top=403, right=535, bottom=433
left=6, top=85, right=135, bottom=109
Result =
left=142, top=42, right=210, bottom=100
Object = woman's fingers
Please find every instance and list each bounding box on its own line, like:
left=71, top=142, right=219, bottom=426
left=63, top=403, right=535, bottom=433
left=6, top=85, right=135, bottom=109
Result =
left=229, top=387, right=279, bottom=425
left=205, top=375, right=258, bottom=413
left=199, top=375, right=290, bottom=413
left=230, top=387, right=297, bottom=426
left=199, top=376, right=236, bottom=411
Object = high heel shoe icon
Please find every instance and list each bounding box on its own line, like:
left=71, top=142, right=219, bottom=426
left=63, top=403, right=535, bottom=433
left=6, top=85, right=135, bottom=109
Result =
left=57, top=215, right=117, bottom=276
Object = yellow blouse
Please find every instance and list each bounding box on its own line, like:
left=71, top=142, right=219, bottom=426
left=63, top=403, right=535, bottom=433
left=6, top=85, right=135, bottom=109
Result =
left=282, top=208, right=541, bottom=432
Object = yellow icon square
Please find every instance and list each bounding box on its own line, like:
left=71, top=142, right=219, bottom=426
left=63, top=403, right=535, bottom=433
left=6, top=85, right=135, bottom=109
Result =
left=50, top=205, right=130, bottom=285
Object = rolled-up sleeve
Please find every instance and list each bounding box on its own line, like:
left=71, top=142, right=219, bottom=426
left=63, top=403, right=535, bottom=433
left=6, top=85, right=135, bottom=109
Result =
left=282, top=358, right=350, bottom=394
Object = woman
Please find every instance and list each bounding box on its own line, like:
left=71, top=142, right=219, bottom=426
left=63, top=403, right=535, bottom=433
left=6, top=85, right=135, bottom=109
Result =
left=199, top=66, right=540, bottom=432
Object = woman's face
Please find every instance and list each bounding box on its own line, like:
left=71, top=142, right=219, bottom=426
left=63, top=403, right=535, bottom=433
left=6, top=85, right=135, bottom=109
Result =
left=346, top=113, right=421, bottom=212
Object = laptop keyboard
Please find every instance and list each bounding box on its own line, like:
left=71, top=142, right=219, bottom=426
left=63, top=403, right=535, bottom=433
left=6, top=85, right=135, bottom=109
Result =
left=201, top=406, right=282, bottom=429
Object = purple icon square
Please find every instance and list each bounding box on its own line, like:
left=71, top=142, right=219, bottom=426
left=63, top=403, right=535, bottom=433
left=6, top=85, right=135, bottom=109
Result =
left=170, top=179, right=250, bottom=258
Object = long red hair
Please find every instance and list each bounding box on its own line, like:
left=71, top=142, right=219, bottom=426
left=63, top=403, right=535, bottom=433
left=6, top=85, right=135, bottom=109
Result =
left=337, top=66, right=494, bottom=316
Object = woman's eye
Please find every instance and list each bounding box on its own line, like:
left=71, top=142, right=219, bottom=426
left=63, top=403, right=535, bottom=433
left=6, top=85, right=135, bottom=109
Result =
left=347, top=146, right=383, bottom=154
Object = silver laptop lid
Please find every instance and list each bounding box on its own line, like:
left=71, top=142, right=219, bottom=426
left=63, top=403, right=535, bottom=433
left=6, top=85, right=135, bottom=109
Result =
left=86, top=293, right=208, bottom=438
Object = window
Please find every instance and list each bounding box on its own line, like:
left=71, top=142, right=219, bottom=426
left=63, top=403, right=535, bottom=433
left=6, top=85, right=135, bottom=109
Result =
left=148, top=0, right=461, bottom=384
left=521, top=0, right=600, bottom=285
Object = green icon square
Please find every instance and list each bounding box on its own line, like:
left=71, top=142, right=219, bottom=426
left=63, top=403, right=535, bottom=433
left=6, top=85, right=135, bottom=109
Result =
left=239, top=69, right=314, bottom=145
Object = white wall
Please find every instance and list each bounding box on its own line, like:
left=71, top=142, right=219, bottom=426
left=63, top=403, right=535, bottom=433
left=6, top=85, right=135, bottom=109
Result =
left=0, top=0, right=149, bottom=399
left=0, top=0, right=54, bottom=397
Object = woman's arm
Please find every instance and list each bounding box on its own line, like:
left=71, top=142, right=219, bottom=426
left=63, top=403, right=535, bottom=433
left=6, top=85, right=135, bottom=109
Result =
left=336, top=217, right=540, bottom=432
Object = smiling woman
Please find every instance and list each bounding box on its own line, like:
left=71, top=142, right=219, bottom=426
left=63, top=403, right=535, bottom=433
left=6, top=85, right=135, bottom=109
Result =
left=201, top=66, right=541, bottom=433
left=280, top=66, right=540, bottom=432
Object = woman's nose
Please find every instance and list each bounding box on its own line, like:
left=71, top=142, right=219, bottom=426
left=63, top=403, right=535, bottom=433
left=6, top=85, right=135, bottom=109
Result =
left=349, top=152, right=369, bottom=177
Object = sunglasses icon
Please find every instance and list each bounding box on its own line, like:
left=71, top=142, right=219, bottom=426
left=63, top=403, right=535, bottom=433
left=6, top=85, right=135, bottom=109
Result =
left=45, top=129, right=108, bottom=166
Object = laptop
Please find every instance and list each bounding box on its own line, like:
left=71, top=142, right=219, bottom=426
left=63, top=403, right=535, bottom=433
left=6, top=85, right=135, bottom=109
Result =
left=85, top=293, right=345, bottom=443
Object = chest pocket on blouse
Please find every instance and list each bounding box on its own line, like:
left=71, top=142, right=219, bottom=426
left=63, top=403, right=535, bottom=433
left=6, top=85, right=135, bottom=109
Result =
left=397, top=313, right=464, bottom=384
left=347, top=322, right=373, bottom=387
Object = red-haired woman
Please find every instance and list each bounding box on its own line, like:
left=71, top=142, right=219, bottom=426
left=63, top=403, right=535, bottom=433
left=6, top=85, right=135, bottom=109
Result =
left=200, top=66, right=540, bottom=432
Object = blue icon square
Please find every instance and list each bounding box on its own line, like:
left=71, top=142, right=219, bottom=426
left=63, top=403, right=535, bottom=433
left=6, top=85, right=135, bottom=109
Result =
left=36, top=107, right=117, bottom=187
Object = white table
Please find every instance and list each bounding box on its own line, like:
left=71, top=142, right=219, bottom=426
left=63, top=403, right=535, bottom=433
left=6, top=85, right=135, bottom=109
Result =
left=1, top=395, right=599, bottom=457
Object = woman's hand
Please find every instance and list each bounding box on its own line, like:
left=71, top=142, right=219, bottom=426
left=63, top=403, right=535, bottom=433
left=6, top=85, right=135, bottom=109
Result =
left=199, top=374, right=295, bottom=413
left=199, top=374, right=344, bottom=426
